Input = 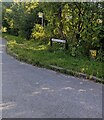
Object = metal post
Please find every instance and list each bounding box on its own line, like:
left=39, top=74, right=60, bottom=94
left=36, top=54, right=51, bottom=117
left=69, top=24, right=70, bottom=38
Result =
left=38, top=12, right=44, bottom=27
left=42, top=16, right=43, bottom=27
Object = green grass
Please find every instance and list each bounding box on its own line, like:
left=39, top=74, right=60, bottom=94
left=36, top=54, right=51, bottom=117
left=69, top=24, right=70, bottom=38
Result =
left=2, top=33, right=103, bottom=80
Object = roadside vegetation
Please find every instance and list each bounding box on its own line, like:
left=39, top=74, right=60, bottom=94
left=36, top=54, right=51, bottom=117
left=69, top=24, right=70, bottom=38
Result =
left=2, top=2, right=104, bottom=82
left=3, top=33, right=103, bottom=81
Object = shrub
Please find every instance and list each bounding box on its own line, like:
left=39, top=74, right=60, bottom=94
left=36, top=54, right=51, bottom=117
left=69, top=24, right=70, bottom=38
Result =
left=31, top=24, right=46, bottom=40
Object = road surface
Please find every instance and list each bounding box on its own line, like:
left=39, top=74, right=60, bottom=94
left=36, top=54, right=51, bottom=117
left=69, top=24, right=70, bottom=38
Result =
left=1, top=38, right=102, bottom=118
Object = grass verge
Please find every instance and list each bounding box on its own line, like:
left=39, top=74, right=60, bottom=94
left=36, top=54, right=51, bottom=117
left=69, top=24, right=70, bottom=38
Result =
left=2, top=33, right=104, bottom=83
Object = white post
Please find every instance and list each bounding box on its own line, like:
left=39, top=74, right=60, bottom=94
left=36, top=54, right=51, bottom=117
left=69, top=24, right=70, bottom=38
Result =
left=42, top=16, right=43, bottom=26
left=38, top=12, right=43, bottom=26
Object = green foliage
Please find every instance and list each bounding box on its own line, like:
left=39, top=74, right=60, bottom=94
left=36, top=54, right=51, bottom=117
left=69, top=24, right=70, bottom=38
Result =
left=5, top=34, right=104, bottom=79
left=2, top=2, right=103, bottom=60
left=31, top=24, right=46, bottom=40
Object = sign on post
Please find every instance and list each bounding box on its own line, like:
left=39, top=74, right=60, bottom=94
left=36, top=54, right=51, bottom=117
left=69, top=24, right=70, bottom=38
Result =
left=38, top=12, right=44, bottom=26
left=38, top=12, right=43, bottom=18
left=50, top=38, right=68, bottom=50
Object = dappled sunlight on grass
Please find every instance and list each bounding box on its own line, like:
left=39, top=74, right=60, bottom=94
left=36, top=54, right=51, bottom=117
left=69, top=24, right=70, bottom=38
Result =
left=4, top=34, right=104, bottom=80
left=32, top=45, right=47, bottom=51
left=8, top=39, right=48, bottom=52
left=81, top=68, right=85, bottom=73
left=8, top=40, right=17, bottom=45
left=27, top=45, right=47, bottom=52
left=24, top=46, right=47, bottom=51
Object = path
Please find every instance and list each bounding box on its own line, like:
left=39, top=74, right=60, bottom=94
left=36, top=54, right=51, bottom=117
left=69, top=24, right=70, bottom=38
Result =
left=1, top=38, right=102, bottom=118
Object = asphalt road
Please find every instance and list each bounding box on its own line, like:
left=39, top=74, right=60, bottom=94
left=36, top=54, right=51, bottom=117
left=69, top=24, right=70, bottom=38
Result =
left=1, top=38, right=102, bottom=118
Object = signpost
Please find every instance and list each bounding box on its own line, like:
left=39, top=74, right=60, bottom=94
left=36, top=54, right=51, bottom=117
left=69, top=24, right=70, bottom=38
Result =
left=38, top=12, right=43, bottom=26
left=50, top=38, right=68, bottom=50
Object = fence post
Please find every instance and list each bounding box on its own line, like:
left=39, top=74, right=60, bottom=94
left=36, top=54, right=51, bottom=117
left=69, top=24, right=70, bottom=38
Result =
left=65, top=40, right=68, bottom=50
left=50, top=37, right=52, bottom=46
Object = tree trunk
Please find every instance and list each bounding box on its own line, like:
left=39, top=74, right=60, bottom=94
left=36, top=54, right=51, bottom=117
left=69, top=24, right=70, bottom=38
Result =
left=58, top=5, right=64, bottom=39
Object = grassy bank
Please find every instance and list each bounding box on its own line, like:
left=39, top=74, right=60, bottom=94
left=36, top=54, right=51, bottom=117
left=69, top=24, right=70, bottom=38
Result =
left=3, top=34, right=103, bottom=82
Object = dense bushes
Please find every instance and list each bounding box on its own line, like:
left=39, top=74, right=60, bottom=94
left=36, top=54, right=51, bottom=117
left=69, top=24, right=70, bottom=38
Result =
left=2, top=2, right=104, bottom=60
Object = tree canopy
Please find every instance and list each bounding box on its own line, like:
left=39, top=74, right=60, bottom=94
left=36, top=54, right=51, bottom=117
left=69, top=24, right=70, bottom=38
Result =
left=2, top=2, right=104, bottom=60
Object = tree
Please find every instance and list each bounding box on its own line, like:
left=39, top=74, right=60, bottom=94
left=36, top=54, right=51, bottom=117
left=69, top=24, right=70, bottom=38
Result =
left=2, top=2, right=103, bottom=59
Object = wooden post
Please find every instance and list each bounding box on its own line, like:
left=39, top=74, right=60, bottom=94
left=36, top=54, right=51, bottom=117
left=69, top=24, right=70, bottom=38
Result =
left=50, top=37, right=52, bottom=46
left=65, top=41, right=68, bottom=50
